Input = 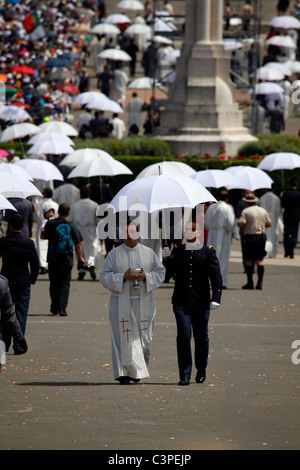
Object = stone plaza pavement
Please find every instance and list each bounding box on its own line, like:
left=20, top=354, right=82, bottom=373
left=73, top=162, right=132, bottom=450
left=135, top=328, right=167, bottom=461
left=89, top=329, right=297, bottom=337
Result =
left=0, top=239, right=299, bottom=452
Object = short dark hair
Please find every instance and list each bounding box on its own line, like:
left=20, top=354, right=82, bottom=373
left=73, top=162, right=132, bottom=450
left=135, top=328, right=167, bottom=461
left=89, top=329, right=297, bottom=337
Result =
left=10, top=213, right=24, bottom=230
left=58, top=203, right=70, bottom=217
left=80, top=186, right=91, bottom=199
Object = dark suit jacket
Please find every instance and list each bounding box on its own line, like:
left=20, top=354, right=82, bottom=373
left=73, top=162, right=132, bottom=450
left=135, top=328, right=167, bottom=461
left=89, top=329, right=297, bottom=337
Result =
left=281, top=188, right=300, bottom=222
left=0, top=275, right=24, bottom=344
left=4, top=198, right=33, bottom=238
left=0, top=232, right=39, bottom=288
left=167, top=243, right=222, bottom=310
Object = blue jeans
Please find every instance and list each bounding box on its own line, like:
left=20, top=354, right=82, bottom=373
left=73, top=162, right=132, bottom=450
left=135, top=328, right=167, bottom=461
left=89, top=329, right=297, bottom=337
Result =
left=173, top=305, right=210, bottom=380
left=5, top=285, right=30, bottom=353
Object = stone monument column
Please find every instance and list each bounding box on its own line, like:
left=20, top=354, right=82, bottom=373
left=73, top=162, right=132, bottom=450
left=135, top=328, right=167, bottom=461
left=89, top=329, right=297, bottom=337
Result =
left=155, top=0, right=256, bottom=156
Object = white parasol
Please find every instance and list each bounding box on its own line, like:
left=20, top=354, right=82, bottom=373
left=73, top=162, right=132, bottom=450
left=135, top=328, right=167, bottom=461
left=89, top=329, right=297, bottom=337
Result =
left=67, top=156, right=132, bottom=178
left=14, top=159, right=64, bottom=181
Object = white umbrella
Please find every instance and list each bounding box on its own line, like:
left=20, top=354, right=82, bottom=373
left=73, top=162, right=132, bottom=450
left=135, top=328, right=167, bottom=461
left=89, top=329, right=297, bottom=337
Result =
left=128, top=76, right=163, bottom=90
left=86, top=95, right=124, bottom=113
left=191, top=169, right=240, bottom=188
left=38, top=121, right=78, bottom=136
left=257, top=152, right=300, bottom=188
left=73, top=91, right=107, bottom=107
left=125, top=24, right=151, bottom=35
left=107, top=174, right=216, bottom=213
left=98, top=48, right=132, bottom=62
left=0, top=105, right=31, bottom=122
left=27, top=140, right=75, bottom=155
left=223, top=39, right=243, bottom=51
left=28, top=132, right=75, bottom=146
left=67, top=156, right=133, bottom=178
left=284, top=60, right=300, bottom=73
left=0, top=162, right=33, bottom=181
left=0, top=173, right=42, bottom=198
left=0, top=193, right=17, bottom=211
left=266, top=35, right=296, bottom=49
left=59, top=148, right=114, bottom=167
left=148, top=35, right=174, bottom=45
left=257, top=152, right=300, bottom=171
left=163, top=49, right=181, bottom=63
left=269, top=16, right=300, bottom=30
left=256, top=66, right=284, bottom=81
left=104, top=13, right=131, bottom=25
left=154, top=19, right=177, bottom=32
left=14, top=159, right=64, bottom=181
left=91, top=23, right=120, bottom=35
left=225, top=166, right=273, bottom=191
left=136, top=161, right=196, bottom=179
left=264, top=61, right=292, bottom=76
left=251, top=82, right=284, bottom=95
left=117, top=0, right=144, bottom=10
left=0, top=122, right=41, bottom=142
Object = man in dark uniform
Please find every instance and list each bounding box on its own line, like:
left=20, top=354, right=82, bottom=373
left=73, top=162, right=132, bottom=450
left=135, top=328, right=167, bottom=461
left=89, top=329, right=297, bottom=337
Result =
left=41, top=203, right=84, bottom=317
left=0, top=213, right=39, bottom=354
left=166, top=220, right=222, bottom=386
left=281, top=178, right=300, bottom=259
left=0, top=275, right=28, bottom=368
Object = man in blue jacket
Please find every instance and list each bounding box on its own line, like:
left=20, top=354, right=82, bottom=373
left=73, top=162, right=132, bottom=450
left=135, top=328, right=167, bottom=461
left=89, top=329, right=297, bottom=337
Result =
left=166, top=220, right=222, bottom=386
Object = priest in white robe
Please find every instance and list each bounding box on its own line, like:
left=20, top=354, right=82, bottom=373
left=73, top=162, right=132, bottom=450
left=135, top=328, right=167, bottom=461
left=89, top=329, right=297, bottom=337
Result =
left=99, top=222, right=165, bottom=384
left=259, top=187, right=282, bottom=258
left=205, top=191, right=237, bottom=289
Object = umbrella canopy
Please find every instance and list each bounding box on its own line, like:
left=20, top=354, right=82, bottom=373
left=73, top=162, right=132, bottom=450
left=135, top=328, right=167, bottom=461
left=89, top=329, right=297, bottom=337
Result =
left=264, top=61, right=292, bottom=76
left=0, top=193, right=17, bottom=211
left=73, top=91, right=107, bottom=107
left=125, top=24, right=151, bottom=35
left=38, top=121, right=78, bottom=136
left=128, top=76, right=163, bottom=90
left=225, top=166, right=273, bottom=191
left=162, top=49, right=181, bottom=63
left=28, top=132, right=75, bottom=146
left=256, top=66, right=284, bottom=81
left=107, top=174, right=217, bottom=213
left=284, top=60, right=300, bottom=73
left=0, top=173, right=42, bottom=198
left=61, top=85, right=80, bottom=94
left=269, top=15, right=300, bottom=29
left=223, top=39, right=243, bottom=51
left=67, top=156, right=133, bottom=178
left=0, top=122, right=41, bottom=142
left=104, top=13, right=131, bottom=25
left=257, top=152, right=300, bottom=171
left=0, top=149, right=9, bottom=157
left=15, top=159, right=64, bottom=181
left=98, top=48, right=132, bottom=62
left=91, top=23, right=120, bottom=35
left=266, top=35, right=296, bottom=49
left=191, top=169, right=240, bottom=188
left=0, top=162, right=33, bottom=180
left=0, top=105, right=31, bottom=122
left=45, top=56, right=73, bottom=68
left=251, top=82, right=284, bottom=95
left=136, top=161, right=196, bottom=179
left=117, top=0, right=144, bottom=10
left=28, top=140, right=74, bottom=155
left=86, top=95, right=124, bottom=113
left=60, top=148, right=114, bottom=167
left=9, top=65, right=36, bottom=76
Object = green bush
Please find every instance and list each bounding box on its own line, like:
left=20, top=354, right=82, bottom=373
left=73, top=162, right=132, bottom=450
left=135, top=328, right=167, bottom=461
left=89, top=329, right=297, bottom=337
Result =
left=238, top=134, right=300, bottom=157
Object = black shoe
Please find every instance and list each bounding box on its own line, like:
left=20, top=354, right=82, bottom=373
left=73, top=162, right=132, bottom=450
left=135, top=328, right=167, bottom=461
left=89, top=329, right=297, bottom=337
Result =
left=256, top=282, right=263, bottom=290
left=78, top=273, right=85, bottom=281
left=129, top=377, right=140, bottom=383
left=195, top=371, right=206, bottom=383
left=50, top=309, right=58, bottom=316
left=242, top=283, right=254, bottom=290
left=118, top=376, right=130, bottom=384
left=178, top=378, right=190, bottom=386
left=58, top=309, right=67, bottom=317
left=89, top=266, right=96, bottom=280
left=39, top=267, right=48, bottom=274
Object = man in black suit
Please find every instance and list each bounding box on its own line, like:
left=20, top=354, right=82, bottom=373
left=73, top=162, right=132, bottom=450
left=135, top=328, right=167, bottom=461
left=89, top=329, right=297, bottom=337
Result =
left=0, top=213, right=39, bottom=354
left=166, top=220, right=222, bottom=386
left=281, top=178, right=300, bottom=259
left=4, top=197, right=33, bottom=238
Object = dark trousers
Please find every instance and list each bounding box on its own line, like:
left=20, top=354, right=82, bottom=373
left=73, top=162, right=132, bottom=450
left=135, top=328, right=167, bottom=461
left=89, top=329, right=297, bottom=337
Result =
left=283, top=220, right=299, bottom=257
left=48, top=263, right=72, bottom=313
left=173, top=305, right=210, bottom=380
left=5, top=285, right=30, bottom=352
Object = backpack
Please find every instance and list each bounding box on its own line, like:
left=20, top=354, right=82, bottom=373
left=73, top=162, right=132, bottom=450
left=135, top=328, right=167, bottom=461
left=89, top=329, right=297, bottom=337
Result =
left=51, top=221, right=74, bottom=255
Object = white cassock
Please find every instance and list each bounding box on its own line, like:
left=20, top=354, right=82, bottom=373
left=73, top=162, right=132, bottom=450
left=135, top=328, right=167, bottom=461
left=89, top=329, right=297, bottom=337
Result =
left=52, top=183, right=80, bottom=206
left=34, top=197, right=59, bottom=269
left=205, top=201, right=236, bottom=288
left=259, top=191, right=282, bottom=258
left=99, top=243, right=165, bottom=380
left=69, top=198, right=100, bottom=267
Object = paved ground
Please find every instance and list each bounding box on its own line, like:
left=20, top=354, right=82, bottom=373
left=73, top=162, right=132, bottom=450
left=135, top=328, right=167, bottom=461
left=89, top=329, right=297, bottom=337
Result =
left=0, top=238, right=299, bottom=451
